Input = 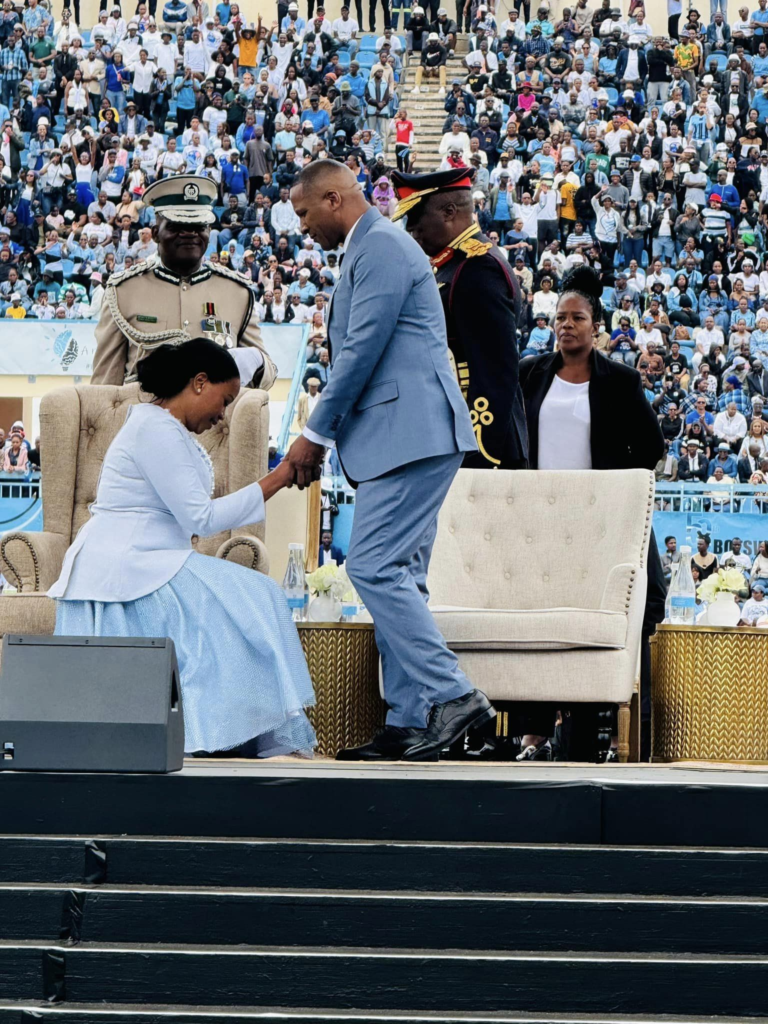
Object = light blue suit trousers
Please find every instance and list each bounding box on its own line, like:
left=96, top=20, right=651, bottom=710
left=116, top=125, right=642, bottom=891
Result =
left=346, top=452, right=473, bottom=728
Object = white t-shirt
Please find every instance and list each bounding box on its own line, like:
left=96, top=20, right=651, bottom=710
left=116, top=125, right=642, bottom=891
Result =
left=538, top=375, right=592, bottom=469
left=741, top=597, right=767, bottom=624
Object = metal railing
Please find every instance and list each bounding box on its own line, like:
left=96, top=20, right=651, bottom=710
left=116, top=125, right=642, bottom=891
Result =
left=655, top=481, right=768, bottom=512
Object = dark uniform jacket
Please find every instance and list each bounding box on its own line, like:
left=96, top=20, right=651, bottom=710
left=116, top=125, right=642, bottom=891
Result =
left=433, top=224, right=528, bottom=469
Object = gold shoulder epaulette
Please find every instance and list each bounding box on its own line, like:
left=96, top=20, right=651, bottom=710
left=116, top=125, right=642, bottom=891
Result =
left=458, top=237, right=493, bottom=258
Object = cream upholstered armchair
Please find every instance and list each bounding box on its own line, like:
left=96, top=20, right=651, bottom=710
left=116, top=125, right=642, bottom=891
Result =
left=0, top=383, right=270, bottom=640
left=428, top=468, right=655, bottom=762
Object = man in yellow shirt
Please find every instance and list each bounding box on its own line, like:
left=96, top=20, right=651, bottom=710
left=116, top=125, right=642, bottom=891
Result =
left=556, top=173, right=578, bottom=242
left=5, top=293, right=26, bottom=319
left=674, top=30, right=702, bottom=100
left=234, top=19, right=259, bottom=78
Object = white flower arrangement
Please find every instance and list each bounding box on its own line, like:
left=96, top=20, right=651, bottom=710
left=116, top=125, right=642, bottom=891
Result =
left=305, top=562, right=350, bottom=601
left=697, top=567, right=748, bottom=605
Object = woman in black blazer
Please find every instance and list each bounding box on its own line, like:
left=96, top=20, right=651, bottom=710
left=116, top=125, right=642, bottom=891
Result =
left=519, top=338, right=665, bottom=471
left=518, top=266, right=665, bottom=762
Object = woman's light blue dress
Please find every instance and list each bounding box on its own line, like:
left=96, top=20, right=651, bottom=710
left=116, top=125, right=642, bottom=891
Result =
left=50, top=403, right=316, bottom=757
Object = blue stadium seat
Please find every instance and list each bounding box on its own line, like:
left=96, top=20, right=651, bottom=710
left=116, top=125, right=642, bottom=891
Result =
left=213, top=205, right=225, bottom=218
left=358, top=35, right=377, bottom=49
left=605, top=87, right=619, bottom=106
left=709, top=51, right=728, bottom=71
left=61, top=259, right=75, bottom=279
left=357, top=52, right=376, bottom=68
left=80, top=28, right=91, bottom=44
left=396, top=35, right=405, bottom=48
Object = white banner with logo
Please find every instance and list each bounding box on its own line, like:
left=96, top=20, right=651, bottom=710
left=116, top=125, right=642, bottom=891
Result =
left=0, top=322, right=303, bottom=378
left=0, top=322, right=99, bottom=376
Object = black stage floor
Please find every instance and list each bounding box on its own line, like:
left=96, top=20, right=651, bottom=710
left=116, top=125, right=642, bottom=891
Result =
left=1, top=760, right=767, bottom=848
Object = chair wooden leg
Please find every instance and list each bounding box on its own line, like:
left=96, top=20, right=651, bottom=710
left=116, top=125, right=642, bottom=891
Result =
left=618, top=702, right=632, bottom=763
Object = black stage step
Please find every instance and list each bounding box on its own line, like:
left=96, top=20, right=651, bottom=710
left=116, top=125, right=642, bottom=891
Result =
left=2, top=763, right=768, bottom=848
left=2, top=765, right=767, bottom=1018
left=3, top=836, right=768, bottom=897
left=2, top=885, right=768, bottom=956
left=1, top=944, right=768, bottom=1015
left=2, top=1010, right=768, bottom=1024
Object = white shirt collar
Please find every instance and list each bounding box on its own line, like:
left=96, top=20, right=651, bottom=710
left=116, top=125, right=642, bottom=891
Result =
left=342, top=212, right=365, bottom=254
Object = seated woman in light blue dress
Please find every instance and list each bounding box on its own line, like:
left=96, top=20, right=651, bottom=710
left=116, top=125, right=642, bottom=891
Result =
left=49, top=339, right=316, bottom=758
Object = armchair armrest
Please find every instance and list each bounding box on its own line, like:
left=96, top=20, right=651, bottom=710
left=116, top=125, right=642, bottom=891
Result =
left=215, top=535, right=270, bottom=575
left=600, top=563, right=642, bottom=614
left=0, top=531, right=69, bottom=593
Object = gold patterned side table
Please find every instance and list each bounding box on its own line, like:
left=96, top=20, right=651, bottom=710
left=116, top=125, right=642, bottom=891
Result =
left=297, top=622, right=386, bottom=758
left=650, top=624, right=768, bottom=762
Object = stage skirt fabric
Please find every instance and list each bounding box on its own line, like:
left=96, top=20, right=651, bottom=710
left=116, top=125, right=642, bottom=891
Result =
left=55, top=552, right=317, bottom=757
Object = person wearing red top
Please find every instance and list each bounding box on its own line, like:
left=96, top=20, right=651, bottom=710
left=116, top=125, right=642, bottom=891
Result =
left=392, top=107, right=414, bottom=171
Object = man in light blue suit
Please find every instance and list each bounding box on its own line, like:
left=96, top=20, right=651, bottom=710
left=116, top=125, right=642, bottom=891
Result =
left=289, top=161, right=496, bottom=761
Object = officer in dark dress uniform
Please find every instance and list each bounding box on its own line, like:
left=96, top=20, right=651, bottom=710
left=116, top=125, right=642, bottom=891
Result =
left=391, top=166, right=528, bottom=469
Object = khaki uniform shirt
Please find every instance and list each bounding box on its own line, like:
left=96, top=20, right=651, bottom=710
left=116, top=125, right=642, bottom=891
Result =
left=91, top=255, right=277, bottom=389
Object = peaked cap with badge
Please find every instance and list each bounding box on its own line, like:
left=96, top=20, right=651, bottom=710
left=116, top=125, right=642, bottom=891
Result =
left=91, top=174, right=276, bottom=389
left=391, top=167, right=528, bottom=470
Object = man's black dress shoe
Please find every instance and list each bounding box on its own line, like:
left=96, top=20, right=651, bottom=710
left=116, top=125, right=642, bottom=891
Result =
left=336, top=725, right=429, bottom=761
left=402, top=689, right=496, bottom=762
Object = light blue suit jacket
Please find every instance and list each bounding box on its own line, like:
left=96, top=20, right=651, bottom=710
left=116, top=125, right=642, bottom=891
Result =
left=307, top=207, right=477, bottom=483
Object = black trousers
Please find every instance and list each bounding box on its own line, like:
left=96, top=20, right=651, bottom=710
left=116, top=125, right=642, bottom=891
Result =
left=133, top=91, right=152, bottom=118
left=176, top=106, right=194, bottom=134
left=369, top=0, right=391, bottom=30
left=248, top=174, right=265, bottom=201
left=641, top=531, right=667, bottom=761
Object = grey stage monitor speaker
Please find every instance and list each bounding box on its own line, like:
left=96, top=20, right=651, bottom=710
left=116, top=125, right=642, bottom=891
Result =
left=0, top=635, right=184, bottom=773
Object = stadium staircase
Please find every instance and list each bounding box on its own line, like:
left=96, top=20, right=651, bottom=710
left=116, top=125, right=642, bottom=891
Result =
left=389, top=36, right=470, bottom=170
left=0, top=764, right=767, bottom=1020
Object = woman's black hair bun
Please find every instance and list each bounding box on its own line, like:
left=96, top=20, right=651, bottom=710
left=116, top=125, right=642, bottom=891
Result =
left=559, top=264, right=603, bottom=322
left=137, top=338, right=240, bottom=400
left=560, top=264, right=602, bottom=301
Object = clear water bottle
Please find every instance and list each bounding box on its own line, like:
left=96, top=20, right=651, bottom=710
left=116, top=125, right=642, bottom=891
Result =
left=664, top=562, right=679, bottom=623
left=282, top=543, right=306, bottom=622
left=668, top=545, right=696, bottom=625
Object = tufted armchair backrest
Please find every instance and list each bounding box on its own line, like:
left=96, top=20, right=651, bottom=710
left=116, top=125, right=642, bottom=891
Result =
left=40, top=383, right=269, bottom=555
left=429, top=469, right=654, bottom=611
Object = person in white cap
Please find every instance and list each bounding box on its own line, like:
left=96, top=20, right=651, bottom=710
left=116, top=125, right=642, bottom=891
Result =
left=281, top=1, right=305, bottom=37
left=405, top=4, right=428, bottom=53
left=412, top=30, right=448, bottom=94
left=431, top=6, right=457, bottom=53
left=91, top=173, right=276, bottom=390
left=4, top=292, right=26, bottom=319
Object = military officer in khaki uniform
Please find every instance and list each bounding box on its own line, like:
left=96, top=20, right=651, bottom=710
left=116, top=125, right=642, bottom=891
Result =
left=91, top=174, right=277, bottom=389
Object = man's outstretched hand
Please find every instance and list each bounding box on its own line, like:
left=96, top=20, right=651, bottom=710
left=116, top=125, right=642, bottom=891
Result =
left=286, top=435, right=326, bottom=489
